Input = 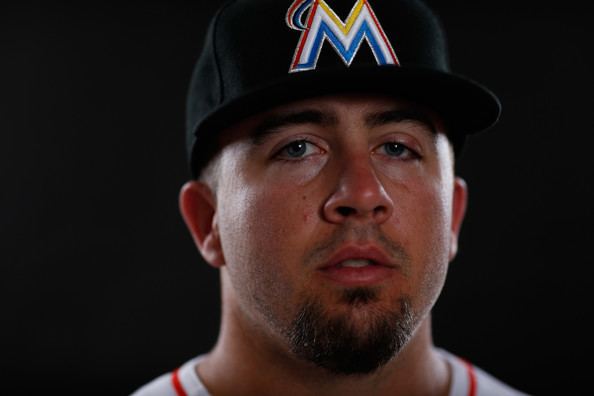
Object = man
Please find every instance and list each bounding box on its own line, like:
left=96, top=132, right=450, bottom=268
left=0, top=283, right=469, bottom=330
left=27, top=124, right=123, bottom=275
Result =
left=133, top=0, right=527, bottom=395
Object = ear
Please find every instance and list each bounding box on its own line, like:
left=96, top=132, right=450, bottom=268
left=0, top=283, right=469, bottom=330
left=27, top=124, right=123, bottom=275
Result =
left=449, top=176, right=468, bottom=261
left=179, top=181, right=225, bottom=268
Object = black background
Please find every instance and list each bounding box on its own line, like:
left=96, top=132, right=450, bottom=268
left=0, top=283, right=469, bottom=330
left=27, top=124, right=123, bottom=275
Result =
left=2, top=1, right=592, bottom=394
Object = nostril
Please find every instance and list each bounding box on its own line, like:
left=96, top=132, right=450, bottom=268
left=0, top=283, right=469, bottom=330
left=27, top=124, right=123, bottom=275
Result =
left=336, top=206, right=356, bottom=217
left=373, top=206, right=388, bottom=216
left=335, top=205, right=389, bottom=219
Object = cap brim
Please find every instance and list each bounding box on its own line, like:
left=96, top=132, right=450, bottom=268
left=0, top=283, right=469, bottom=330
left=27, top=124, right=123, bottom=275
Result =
left=190, top=65, right=501, bottom=177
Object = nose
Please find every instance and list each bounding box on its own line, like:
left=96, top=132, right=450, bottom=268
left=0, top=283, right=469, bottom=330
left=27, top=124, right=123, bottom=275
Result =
left=322, top=156, right=394, bottom=224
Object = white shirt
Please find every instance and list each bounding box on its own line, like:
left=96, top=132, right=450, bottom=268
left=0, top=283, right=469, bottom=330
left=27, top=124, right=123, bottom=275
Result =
left=131, top=349, right=528, bottom=396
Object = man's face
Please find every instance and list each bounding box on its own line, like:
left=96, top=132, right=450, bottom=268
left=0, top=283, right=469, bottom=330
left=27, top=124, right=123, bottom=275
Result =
left=191, top=94, right=466, bottom=374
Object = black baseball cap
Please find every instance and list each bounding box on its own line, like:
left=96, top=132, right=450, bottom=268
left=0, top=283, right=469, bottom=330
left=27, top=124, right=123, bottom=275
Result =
left=186, top=0, right=501, bottom=178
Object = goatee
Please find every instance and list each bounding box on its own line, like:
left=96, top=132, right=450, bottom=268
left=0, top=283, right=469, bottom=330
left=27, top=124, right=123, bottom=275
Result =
left=287, top=288, right=414, bottom=375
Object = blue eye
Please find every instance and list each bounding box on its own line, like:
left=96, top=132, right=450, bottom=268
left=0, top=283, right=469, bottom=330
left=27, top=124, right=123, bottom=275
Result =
left=277, top=140, right=319, bottom=159
left=285, top=140, right=308, bottom=157
left=381, top=142, right=416, bottom=159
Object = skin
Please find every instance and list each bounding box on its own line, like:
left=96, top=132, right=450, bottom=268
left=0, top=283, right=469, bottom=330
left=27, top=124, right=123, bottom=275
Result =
left=179, top=94, right=468, bottom=396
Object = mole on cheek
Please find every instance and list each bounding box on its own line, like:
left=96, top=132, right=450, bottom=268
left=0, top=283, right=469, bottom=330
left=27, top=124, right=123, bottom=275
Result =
left=302, top=207, right=311, bottom=223
left=302, top=196, right=310, bottom=222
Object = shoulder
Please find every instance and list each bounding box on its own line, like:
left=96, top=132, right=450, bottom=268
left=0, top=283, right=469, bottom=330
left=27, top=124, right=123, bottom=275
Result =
left=130, top=355, right=210, bottom=396
left=130, top=371, right=178, bottom=396
left=472, top=363, right=530, bottom=396
left=438, top=349, right=530, bottom=396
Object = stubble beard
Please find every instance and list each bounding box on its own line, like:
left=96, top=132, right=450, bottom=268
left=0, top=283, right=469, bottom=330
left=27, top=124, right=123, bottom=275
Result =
left=285, top=287, right=415, bottom=375
left=248, top=225, right=418, bottom=376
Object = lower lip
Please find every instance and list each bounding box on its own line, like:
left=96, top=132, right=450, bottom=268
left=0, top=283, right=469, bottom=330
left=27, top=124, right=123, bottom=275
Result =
left=318, top=265, right=394, bottom=286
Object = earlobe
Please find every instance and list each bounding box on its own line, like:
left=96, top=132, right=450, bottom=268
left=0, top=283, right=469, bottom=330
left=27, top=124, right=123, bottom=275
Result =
left=179, top=181, right=225, bottom=268
left=449, top=177, right=468, bottom=261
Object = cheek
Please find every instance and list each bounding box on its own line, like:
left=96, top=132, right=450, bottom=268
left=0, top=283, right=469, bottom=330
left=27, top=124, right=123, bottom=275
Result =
left=237, top=159, right=323, bottom=238
left=412, top=183, right=451, bottom=243
left=245, top=186, right=316, bottom=236
left=216, top=173, right=319, bottom=287
left=401, top=186, right=450, bottom=264
left=394, top=177, right=453, bottom=312
left=217, top=144, right=323, bottom=263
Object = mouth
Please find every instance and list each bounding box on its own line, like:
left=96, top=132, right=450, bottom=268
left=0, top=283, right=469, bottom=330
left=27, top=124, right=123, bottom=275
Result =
left=317, top=245, right=397, bottom=286
left=337, top=259, right=377, bottom=268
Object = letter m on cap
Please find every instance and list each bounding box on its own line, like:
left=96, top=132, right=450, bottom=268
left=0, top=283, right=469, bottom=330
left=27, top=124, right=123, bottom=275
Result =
left=286, top=0, right=399, bottom=73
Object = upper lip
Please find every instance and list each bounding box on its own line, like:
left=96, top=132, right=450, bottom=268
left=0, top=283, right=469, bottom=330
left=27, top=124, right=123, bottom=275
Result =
left=319, top=244, right=396, bottom=270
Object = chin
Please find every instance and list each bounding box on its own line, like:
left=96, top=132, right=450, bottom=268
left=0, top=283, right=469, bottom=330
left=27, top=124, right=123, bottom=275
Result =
left=285, top=292, right=415, bottom=375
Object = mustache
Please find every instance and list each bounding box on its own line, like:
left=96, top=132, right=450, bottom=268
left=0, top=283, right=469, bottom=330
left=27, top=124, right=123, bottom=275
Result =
left=303, top=225, right=412, bottom=275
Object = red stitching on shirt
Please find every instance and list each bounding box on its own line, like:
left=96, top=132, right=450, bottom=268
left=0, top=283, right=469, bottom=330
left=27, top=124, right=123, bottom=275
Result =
left=460, top=358, right=478, bottom=396
left=171, top=368, right=188, bottom=396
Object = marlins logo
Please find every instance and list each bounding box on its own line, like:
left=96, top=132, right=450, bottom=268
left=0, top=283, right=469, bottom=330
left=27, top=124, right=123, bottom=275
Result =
left=286, top=0, right=399, bottom=73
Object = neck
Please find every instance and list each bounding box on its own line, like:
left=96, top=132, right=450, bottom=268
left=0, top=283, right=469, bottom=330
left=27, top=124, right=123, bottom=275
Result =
left=197, top=273, right=451, bottom=396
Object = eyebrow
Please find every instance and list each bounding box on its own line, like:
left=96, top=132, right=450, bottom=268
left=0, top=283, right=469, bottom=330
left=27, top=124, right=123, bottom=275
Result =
left=251, top=110, right=338, bottom=145
left=251, top=107, right=436, bottom=145
left=364, top=109, right=437, bottom=134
